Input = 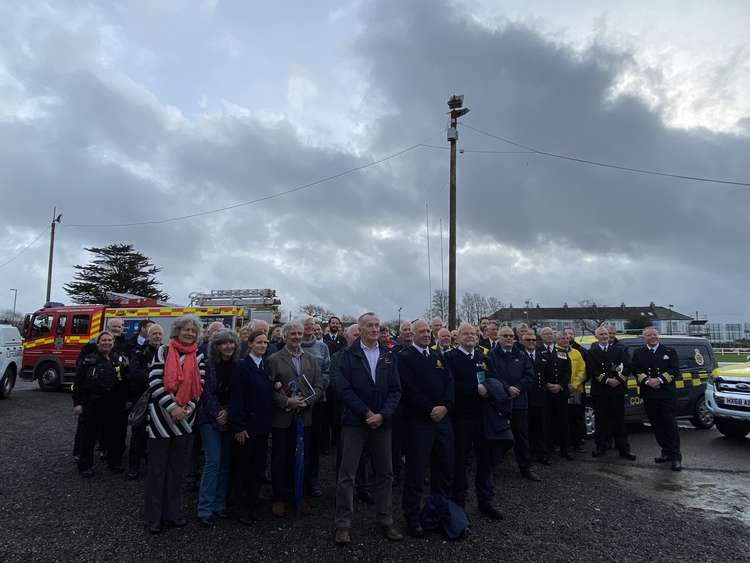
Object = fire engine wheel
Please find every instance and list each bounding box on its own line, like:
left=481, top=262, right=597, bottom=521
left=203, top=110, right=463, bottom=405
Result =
left=0, top=367, right=15, bottom=398
left=38, top=363, right=61, bottom=392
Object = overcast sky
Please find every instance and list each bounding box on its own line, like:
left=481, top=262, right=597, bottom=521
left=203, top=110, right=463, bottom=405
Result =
left=1, top=0, right=749, bottom=324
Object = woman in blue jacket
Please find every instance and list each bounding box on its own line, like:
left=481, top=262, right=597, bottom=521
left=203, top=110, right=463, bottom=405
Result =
left=229, top=329, right=273, bottom=524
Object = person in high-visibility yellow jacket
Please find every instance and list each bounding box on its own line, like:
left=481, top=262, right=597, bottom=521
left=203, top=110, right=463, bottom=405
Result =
left=565, top=340, right=587, bottom=451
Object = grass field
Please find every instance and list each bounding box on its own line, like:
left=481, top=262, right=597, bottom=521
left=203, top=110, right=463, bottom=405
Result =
left=715, top=352, right=749, bottom=363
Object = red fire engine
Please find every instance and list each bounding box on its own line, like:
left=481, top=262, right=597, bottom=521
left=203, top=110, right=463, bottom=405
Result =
left=21, top=293, right=246, bottom=391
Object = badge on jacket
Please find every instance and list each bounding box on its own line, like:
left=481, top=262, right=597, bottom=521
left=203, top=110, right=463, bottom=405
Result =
left=662, top=354, right=670, bottom=360
left=436, top=359, right=444, bottom=369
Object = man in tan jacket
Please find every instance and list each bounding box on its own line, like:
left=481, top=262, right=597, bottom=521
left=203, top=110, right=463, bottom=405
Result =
left=268, top=318, right=324, bottom=517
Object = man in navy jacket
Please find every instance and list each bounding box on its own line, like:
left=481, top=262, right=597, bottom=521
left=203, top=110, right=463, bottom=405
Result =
left=333, top=312, right=403, bottom=545
left=398, top=319, right=455, bottom=538
left=487, top=325, right=538, bottom=481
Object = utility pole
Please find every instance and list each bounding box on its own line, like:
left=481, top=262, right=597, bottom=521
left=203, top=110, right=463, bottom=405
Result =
left=426, top=201, right=432, bottom=317
left=46, top=207, right=62, bottom=303
left=447, top=95, right=470, bottom=330
left=440, top=218, right=445, bottom=320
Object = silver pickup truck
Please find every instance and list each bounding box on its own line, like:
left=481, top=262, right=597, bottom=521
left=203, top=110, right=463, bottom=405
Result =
left=1, top=324, right=23, bottom=398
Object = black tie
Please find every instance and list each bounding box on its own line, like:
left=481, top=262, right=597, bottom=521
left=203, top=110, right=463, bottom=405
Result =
left=259, top=360, right=264, bottom=371
left=423, top=349, right=429, bottom=359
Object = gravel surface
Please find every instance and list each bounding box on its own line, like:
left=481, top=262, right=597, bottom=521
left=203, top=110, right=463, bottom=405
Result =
left=1, top=388, right=748, bottom=562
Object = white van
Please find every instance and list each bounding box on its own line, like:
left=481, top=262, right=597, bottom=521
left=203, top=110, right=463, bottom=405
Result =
left=0, top=324, right=23, bottom=398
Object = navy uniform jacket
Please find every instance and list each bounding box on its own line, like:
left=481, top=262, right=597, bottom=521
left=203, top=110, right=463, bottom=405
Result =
left=335, top=339, right=401, bottom=427
left=587, top=343, right=629, bottom=397
left=397, top=346, right=454, bottom=421
left=324, top=332, right=347, bottom=355
left=487, top=347, right=534, bottom=410
left=630, top=344, right=679, bottom=400
left=72, top=351, right=128, bottom=406
left=544, top=347, right=571, bottom=394
left=444, top=347, right=491, bottom=420
left=229, top=356, right=273, bottom=435
left=523, top=346, right=548, bottom=407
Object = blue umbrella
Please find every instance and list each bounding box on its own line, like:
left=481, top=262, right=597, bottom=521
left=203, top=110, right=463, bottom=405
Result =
left=289, top=380, right=305, bottom=508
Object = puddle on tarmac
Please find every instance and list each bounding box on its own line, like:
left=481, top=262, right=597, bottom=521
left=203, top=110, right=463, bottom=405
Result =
left=591, top=463, right=750, bottom=526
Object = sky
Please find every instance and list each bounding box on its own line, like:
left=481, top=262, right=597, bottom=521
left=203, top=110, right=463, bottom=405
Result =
left=1, top=0, right=749, bottom=324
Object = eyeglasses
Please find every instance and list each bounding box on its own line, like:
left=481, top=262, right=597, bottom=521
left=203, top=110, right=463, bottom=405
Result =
left=500, top=334, right=514, bottom=338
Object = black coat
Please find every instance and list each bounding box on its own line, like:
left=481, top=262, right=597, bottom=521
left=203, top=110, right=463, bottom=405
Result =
left=524, top=347, right=548, bottom=407
left=444, top=348, right=490, bottom=420
left=323, top=332, right=347, bottom=355
left=335, top=339, right=401, bottom=427
left=397, top=346, right=454, bottom=420
left=586, top=343, right=629, bottom=397
left=543, top=347, right=571, bottom=395
left=481, top=378, right=514, bottom=442
left=486, top=347, right=534, bottom=410
left=72, top=351, right=128, bottom=406
left=630, top=344, right=680, bottom=399
left=229, top=356, right=273, bottom=435
left=129, top=343, right=159, bottom=401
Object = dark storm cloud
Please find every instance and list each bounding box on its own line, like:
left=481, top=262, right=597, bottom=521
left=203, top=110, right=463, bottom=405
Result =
left=1, top=0, right=749, bottom=321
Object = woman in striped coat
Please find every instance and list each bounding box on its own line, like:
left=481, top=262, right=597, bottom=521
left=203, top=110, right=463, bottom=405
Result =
left=144, top=315, right=205, bottom=535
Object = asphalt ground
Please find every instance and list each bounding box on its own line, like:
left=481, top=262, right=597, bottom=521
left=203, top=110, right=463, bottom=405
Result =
left=1, top=385, right=749, bottom=562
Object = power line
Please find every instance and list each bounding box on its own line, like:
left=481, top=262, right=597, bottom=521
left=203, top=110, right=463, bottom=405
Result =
left=0, top=230, right=46, bottom=269
left=461, top=122, right=750, bottom=187
left=64, top=142, right=432, bottom=228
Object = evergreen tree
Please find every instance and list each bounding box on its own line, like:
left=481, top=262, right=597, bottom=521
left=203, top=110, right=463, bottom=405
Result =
left=64, top=244, right=169, bottom=304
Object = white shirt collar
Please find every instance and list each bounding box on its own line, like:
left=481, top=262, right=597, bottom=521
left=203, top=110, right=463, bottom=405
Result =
left=249, top=353, right=263, bottom=367
left=458, top=346, right=474, bottom=357
left=413, top=344, right=429, bottom=355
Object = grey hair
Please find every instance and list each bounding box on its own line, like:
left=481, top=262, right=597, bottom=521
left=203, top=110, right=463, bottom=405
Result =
left=358, top=312, right=378, bottom=325
left=208, top=328, right=241, bottom=363
left=345, top=324, right=359, bottom=337
left=595, top=325, right=609, bottom=335
left=170, top=314, right=203, bottom=341
left=457, top=322, right=475, bottom=334
left=250, top=319, right=269, bottom=331
left=282, top=318, right=306, bottom=339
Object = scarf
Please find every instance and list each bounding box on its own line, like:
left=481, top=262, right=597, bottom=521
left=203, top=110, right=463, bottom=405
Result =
left=164, top=338, right=203, bottom=406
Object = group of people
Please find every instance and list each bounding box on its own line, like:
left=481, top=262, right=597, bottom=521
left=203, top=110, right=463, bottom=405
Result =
left=71, top=311, right=683, bottom=542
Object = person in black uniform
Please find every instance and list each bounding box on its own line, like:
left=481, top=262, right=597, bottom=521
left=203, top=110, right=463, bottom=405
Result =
left=631, top=327, right=682, bottom=471
left=389, top=321, right=414, bottom=487
left=127, top=323, right=164, bottom=479
left=520, top=331, right=549, bottom=465
left=72, top=330, right=130, bottom=477
left=587, top=326, right=636, bottom=460
left=487, top=326, right=540, bottom=481
left=446, top=323, right=502, bottom=519
left=544, top=332, right=573, bottom=461
left=399, top=319, right=454, bottom=538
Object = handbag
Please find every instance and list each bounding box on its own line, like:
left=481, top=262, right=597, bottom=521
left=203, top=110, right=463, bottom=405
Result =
left=128, top=388, right=150, bottom=426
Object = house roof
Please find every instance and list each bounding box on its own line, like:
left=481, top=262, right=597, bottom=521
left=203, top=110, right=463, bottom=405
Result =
left=489, top=304, right=692, bottom=322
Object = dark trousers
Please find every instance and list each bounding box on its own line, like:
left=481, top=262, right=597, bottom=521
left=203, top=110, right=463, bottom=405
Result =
left=391, top=405, right=404, bottom=482
left=271, top=424, right=312, bottom=501
left=144, top=435, right=192, bottom=524
left=327, top=388, right=340, bottom=447
left=77, top=397, right=127, bottom=472
left=510, top=409, right=531, bottom=470
left=308, top=402, right=325, bottom=484
left=644, top=396, right=681, bottom=461
left=568, top=403, right=586, bottom=446
left=528, top=403, right=548, bottom=461
left=128, top=420, right=148, bottom=473
left=234, top=433, right=269, bottom=518
left=594, top=392, right=630, bottom=453
left=545, top=393, right=569, bottom=455
left=335, top=425, right=394, bottom=528
left=451, top=417, right=496, bottom=506
left=402, top=417, right=454, bottom=525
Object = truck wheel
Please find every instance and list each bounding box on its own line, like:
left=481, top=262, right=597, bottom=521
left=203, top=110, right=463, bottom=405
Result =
left=37, top=363, right=61, bottom=392
left=690, top=396, right=714, bottom=429
left=0, top=367, right=15, bottom=398
left=715, top=419, right=750, bottom=439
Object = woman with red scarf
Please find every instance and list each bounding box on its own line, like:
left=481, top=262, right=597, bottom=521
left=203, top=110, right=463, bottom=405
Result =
left=144, top=315, right=205, bottom=535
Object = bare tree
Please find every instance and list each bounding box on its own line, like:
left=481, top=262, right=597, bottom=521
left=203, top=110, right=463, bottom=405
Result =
left=573, top=300, right=609, bottom=335
left=298, top=304, right=337, bottom=320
